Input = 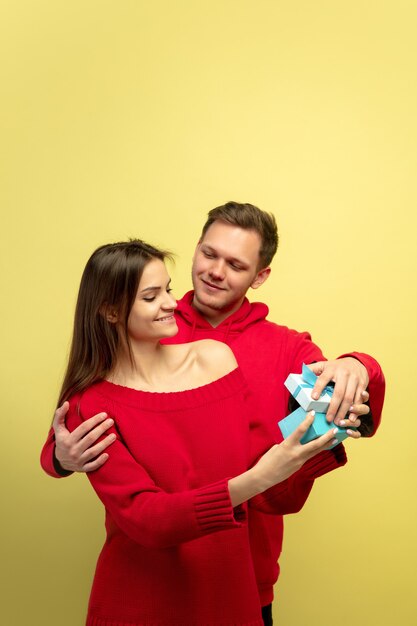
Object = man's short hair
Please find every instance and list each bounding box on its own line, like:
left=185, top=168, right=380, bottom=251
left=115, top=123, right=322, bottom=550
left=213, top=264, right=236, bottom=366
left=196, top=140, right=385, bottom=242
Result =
left=201, top=201, right=279, bottom=269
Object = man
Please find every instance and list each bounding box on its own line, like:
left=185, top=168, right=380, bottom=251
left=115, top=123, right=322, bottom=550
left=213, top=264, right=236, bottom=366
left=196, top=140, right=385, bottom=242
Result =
left=41, top=202, right=385, bottom=626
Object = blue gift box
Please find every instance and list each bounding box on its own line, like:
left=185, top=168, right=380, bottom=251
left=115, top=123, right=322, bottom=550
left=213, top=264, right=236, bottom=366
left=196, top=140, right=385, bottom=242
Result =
left=284, top=364, right=333, bottom=412
left=278, top=407, right=354, bottom=448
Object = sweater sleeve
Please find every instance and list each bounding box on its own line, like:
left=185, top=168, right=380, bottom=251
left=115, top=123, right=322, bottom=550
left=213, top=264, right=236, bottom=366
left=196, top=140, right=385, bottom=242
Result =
left=40, top=427, right=72, bottom=478
left=66, top=396, right=245, bottom=549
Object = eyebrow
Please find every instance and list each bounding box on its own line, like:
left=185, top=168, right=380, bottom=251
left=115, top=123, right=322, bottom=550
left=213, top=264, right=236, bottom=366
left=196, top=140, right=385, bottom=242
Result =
left=140, top=279, right=172, bottom=294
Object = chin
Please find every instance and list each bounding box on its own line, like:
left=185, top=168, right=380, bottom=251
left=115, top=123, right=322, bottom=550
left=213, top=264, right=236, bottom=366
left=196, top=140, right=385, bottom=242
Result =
left=195, top=291, right=226, bottom=310
left=165, top=322, right=179, bottom=337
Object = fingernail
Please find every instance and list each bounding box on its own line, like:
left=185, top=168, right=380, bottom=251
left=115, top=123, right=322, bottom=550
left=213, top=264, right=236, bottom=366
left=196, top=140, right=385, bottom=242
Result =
left=310, top=410, right=315, bottom=417
left=107, top=418, right=114, bottom=425
left=339, top=420, right=346, bottom=426
left=312, top=392, right=318, bottom=400
left=333, top=428, right=338, bottom=434
left=347, top=429, right=356, bottom=436
left=349, top=405, right=354, bottom=412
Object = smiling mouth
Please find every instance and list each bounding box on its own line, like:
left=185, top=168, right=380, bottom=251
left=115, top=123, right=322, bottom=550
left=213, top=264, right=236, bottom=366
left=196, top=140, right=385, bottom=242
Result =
left=201, top=279, right=225, bottom=291
left=155, top=315, right=176, bottom=322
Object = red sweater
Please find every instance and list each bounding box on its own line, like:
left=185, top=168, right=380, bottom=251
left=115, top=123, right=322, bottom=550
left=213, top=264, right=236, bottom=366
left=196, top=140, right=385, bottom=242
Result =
left=61, top=369, right=345, bottom=626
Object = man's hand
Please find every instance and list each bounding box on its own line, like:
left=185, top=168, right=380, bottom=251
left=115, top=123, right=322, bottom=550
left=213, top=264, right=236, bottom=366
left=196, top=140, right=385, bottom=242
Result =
left=308, top=358, right=370, bottom=426
left=53, top=402, right=116, bottom=473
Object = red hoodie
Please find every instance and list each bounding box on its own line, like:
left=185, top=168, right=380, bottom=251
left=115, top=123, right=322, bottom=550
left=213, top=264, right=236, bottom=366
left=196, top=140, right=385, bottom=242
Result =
left=163, top=291, right=386, bottom=605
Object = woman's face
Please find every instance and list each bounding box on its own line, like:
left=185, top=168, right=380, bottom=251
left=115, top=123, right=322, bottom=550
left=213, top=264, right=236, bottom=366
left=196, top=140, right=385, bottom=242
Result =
left=127, top=258, right=178, bottom=343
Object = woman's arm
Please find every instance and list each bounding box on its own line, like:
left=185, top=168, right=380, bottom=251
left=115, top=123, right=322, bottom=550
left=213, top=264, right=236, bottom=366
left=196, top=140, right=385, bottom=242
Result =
left=228, top=411, right=342, bottom=508
left=66, top=395, right=246, bottom=550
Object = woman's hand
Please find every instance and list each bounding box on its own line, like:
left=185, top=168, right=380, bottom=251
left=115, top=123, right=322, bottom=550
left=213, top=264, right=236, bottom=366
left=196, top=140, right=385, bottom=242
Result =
left=253, top=411, right=339, bottom=490
left=228, top=411, right=339, bottom=507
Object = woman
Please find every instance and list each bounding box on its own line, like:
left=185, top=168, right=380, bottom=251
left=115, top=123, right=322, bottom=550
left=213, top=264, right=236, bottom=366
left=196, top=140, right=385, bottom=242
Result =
left=44, top=239, right=343, bottom=626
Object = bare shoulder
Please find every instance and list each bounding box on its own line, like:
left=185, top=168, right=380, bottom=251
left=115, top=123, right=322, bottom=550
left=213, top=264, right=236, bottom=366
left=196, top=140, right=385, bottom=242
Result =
left=191, top=339, right=238, bottom=376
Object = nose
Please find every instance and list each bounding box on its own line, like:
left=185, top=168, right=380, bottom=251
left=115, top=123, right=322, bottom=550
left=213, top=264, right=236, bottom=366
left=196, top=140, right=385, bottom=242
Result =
left=162, top=291, right=177, bottom=310
left=208, top=259, right=225, bottom=281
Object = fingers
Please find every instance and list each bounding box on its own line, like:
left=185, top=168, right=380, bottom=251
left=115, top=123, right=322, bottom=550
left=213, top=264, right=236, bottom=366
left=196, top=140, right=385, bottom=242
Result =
left=79, top=430, right=116, bottom=458
left=82, top=453, right=110, bottom=472
left=350, top=402, right=370, bottom=417
left=348, top=403, right=369, bottom=423
left=309, top=359, right=369, bottom=428
left=336, top=395, right=369, bottom=429
left=54, top=412, right=116, bottom=473
left=332, top=376, right=357, bottom=425
left=52, top=401, right=70, bottom=434
left=349, top=392, right=370, bottom=421
left=310, top=362, right=331, bottom=402
left=70, top=413, right=111, bottom=444
left=326, top=381, right=347, bottom=423
left=328, top=383, right=369, bottom=425
left=74, top=417, right=114, bottom=453
left=308, top=361, right=325, bottom=377
left=339, top=415, right=361, bottom=429
left=62, top=420, right=115, bottom=470
left=352, top=385, right=366, bottom=405
left=346, top=428, right=361, bottom=439
left=302, top=427, right=338, bottom=455
left=338, top=408, right=362, bottom=440
left=288, top=411, right=337, bottom=450
left=77, top=432, right=117, bottom=467
left=286, top=411, right=315, bottom=444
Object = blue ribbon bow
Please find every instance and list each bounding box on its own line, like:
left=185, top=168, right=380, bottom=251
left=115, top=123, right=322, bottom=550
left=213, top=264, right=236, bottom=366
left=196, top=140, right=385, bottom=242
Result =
left=293, top=364, right=334, bottom=400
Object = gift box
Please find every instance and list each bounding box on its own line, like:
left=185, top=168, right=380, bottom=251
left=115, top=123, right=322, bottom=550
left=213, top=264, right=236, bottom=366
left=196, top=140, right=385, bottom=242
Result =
left=284, top=363, right=333, bottom=412
left=278, top=407, right=354, bottom=448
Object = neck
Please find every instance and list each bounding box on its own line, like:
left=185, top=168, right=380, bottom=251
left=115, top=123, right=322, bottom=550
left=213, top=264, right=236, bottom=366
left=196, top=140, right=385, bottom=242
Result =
left=109, top=340, right=168, bottom=387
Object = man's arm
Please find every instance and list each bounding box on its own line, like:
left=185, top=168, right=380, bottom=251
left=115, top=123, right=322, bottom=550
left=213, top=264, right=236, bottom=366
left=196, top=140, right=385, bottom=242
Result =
left=40, top=402, right=116, bottom=477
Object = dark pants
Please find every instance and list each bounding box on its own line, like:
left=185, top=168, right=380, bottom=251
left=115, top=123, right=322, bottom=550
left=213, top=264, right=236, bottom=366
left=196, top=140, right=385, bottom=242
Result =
left=262, top=603, right=273, bottom=626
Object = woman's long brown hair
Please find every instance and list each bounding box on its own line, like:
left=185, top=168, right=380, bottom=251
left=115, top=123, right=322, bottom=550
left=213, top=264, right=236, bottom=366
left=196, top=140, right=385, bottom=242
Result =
left=57, top=239, right=171, bottom=407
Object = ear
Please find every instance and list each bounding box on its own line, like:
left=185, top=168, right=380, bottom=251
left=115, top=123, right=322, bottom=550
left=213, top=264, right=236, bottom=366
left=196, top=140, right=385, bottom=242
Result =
left=193, top=238, right=202, bottom=254
left=106, top=311, right=119, bottom=324
left=251, top=267, right=271, bottom=290
left=100, top=304, right=119, bottom=324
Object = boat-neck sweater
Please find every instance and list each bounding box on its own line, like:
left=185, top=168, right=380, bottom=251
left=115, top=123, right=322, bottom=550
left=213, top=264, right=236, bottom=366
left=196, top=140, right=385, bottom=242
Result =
left=63, top=368, right=345, bottom=626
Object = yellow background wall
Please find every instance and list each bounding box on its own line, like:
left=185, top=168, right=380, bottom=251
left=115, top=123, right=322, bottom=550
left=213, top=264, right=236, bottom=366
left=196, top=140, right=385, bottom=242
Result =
left=1, top=2, right=416, bottom=624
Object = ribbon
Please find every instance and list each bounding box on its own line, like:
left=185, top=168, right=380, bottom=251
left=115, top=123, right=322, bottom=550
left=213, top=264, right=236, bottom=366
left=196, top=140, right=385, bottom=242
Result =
left=292, top=363, right=334, bottom=400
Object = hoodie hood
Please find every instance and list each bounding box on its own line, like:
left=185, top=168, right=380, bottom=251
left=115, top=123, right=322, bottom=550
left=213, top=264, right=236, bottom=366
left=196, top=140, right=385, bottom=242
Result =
left=175, top=290, right=269, bottom=343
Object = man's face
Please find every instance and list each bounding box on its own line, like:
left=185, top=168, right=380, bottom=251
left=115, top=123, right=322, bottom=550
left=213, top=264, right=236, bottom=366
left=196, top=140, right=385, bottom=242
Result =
left=191, top=220, right=270, bottom=325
